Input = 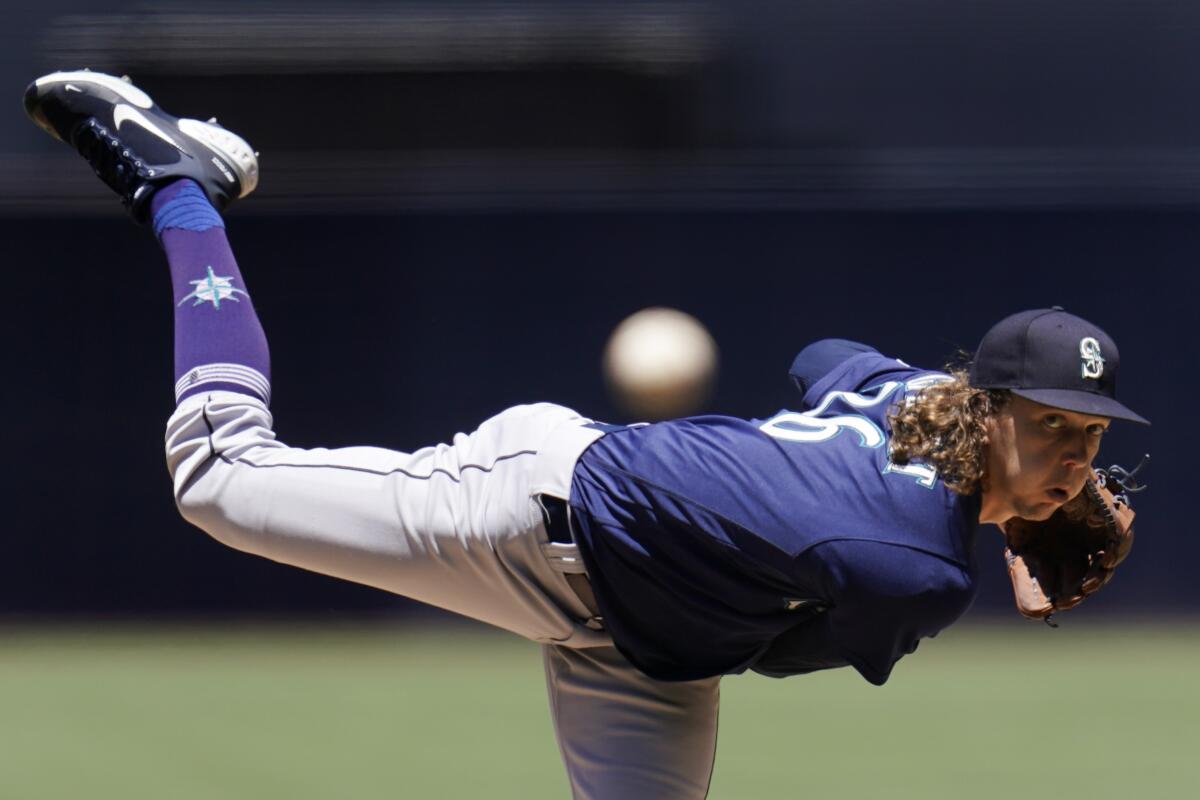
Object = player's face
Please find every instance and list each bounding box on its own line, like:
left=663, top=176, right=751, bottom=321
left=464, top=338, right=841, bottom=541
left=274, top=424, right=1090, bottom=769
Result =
left=981, top=395, right=1110, bottom=522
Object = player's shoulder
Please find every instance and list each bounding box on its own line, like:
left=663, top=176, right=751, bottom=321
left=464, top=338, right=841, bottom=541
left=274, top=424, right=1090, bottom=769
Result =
left=800, top=348, right=947, bottom=412
left=789, top=338, right=879, bottom=395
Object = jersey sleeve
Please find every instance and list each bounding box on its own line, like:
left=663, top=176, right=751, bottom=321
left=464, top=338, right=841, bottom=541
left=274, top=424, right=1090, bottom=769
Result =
left=751, top=539, right=974, bottom=685
left=788, top=339, right=878, bottom=400
left=798, top=348, right=929, bottom=411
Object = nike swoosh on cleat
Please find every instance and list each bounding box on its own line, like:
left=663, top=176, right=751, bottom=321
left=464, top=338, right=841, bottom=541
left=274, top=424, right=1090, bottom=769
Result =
left=37, top=71, right=154, bottom=108
left=113, top=104, right=188, bottom=155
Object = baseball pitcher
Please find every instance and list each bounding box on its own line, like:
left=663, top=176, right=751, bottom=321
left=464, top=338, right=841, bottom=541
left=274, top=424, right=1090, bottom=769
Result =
left=25, top=71, right=1148, bottom=799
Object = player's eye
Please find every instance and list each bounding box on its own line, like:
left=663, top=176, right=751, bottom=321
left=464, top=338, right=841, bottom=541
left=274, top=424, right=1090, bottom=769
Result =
left=1043, top=414, right=1065, bottom=430
left=1087, top=424, right=1108, bottom=437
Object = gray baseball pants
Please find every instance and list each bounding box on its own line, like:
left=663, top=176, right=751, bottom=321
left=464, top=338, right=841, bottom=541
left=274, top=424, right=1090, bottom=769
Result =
left=166, top=393, right=720, bottom=798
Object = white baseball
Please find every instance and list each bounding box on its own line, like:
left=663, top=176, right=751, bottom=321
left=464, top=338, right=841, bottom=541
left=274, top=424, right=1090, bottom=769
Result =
left=603, top=307, right=718, bottom=420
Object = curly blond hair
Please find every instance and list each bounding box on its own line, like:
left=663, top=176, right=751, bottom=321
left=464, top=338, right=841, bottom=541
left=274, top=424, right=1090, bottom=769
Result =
left=886, top=368, right=1008, bottom=495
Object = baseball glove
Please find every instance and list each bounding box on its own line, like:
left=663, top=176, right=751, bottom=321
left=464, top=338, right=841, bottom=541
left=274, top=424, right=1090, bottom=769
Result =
left=1003, top=458, right=1147, bottom=626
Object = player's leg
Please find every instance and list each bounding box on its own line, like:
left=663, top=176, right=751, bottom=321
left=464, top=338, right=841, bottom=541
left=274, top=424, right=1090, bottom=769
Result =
left=142, top=144, right=605, bottom=642
left=25, top=70, right=609, bottom=645
left=168, top=395, right=609, bottom=644
left=152, top=181, right=604, bottom=638
left=543, top=644, right=721, bottom=800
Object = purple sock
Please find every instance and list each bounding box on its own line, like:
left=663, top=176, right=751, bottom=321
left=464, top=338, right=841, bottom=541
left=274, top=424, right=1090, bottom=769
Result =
left=151, top=179, right=271, bottom=406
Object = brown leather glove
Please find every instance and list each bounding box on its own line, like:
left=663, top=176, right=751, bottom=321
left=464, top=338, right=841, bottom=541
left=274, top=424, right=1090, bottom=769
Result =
left=1003, top=463, right=1142, bottom=625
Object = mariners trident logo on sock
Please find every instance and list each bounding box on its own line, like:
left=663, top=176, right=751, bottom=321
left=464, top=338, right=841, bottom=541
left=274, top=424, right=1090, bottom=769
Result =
left=178, top=265, right=248, bottom=309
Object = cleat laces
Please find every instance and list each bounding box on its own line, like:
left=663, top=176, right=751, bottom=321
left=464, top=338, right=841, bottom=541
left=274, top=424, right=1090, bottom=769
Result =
left=71, top=118, right=155, bottom=211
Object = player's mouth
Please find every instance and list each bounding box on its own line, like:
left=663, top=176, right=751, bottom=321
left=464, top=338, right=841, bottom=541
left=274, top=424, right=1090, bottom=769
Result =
left=1047, top=487, right=1070, bottom=502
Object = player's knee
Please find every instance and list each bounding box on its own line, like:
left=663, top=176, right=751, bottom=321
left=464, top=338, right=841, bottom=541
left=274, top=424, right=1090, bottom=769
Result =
left=174, top=481, right=224, bottom=541
left=172, top=464, right=256, bottom=553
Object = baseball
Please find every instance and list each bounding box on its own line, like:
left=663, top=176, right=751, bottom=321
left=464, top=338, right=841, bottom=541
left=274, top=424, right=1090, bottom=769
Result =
left=603, top=307, right=718, bottom=420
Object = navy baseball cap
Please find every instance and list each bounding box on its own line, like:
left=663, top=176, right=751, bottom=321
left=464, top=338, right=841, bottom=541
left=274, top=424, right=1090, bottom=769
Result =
left=969, top=308, right=1149, bottom=425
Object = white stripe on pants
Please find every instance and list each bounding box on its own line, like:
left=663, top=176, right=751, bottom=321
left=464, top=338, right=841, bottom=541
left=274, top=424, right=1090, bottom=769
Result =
left=165, top=392, right=720, bottom=797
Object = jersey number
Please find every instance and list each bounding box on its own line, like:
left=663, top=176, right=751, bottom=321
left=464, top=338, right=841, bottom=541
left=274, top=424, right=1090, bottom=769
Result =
left=759, top=380, right=939, bottom=489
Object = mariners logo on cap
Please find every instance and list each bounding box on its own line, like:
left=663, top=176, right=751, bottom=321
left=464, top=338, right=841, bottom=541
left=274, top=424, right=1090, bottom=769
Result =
left=1080, top=337, right=1105, bottom=380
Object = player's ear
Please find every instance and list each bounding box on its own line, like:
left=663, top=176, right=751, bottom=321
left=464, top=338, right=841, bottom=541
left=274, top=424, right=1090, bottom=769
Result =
left=981, top=402, right=1012, bottom=446
left=980, top=413, right=995, bottom=445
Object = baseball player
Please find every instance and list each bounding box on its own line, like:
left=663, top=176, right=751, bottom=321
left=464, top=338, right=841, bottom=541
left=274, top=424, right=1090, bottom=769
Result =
left=25, top=71, right=1149, bottom=799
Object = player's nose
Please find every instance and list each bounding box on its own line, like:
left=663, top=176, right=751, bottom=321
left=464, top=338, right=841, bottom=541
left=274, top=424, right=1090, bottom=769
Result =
left=1061, top=430, right=1093, bottom=468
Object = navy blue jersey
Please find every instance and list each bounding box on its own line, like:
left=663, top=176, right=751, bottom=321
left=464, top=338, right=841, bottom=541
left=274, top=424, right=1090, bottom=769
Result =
left=568, top=347, right=981, bottom=685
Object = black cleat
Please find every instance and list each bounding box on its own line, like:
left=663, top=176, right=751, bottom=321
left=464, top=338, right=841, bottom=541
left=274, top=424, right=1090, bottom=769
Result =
left=24, top=70, right=259, bottom=222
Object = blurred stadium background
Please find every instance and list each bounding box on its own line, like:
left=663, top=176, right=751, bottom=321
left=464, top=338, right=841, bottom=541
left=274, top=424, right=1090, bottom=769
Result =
left=2, top=1, right=1196, bottom=797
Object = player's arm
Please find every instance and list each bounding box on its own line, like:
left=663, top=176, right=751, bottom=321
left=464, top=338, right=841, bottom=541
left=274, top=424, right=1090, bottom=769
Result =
left=752, top=540, right=972, bottom=685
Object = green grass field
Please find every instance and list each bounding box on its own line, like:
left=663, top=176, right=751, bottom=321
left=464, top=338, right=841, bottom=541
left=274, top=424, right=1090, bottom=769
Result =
left=2, top=621, right=1197, bottom=799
